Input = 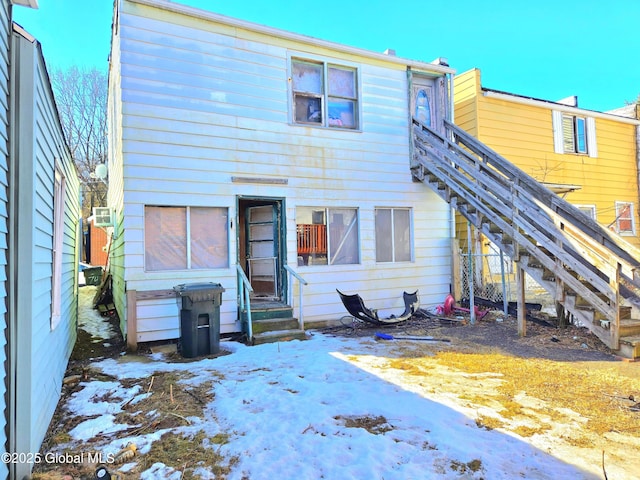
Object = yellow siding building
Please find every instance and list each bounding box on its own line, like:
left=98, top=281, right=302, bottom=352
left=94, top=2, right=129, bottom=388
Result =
left=454, top=68, right=640, bottom=248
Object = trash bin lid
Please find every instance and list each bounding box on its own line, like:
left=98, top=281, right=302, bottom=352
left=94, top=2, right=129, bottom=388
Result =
left=173, top=282, right=225, bottom=294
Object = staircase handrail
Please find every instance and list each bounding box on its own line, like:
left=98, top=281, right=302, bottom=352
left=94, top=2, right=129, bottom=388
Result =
left=413, top=120, right=624, bottom=322
left=442, top=118, right=640, bottom=276
left=284, top=265, right=308, bottom=331
left=236, top=265, right=254, bottom=341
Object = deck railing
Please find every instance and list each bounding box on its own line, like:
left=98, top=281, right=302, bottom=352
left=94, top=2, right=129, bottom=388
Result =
left=236, top=264, right=254, bottom=341
left=284, top=265, right=308, bottom=331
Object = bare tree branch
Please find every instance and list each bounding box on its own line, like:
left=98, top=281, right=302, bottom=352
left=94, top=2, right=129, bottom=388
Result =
left=51, top=66, right=108, bottom=218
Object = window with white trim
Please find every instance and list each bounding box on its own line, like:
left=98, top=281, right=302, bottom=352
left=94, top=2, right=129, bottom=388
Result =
left=144, top=206, right=229, bottom=271
left=375, top=208, right=412, bottom=262
left=552, top=111, right=597, bottom=157
left=296, top=207, right=359, bottom=265
left=576, top=205, right=597, bottom=221
left=291, top=58, right=359, bottom=129
left=51, top=169, right=65, bottom=329
left=614, top=202, right=635, bottom=235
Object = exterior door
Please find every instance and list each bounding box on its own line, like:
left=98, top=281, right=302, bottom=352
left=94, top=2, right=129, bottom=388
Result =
left=410, top=74, right=446, bottom=132
left=244, top=202, right=282, bottom=300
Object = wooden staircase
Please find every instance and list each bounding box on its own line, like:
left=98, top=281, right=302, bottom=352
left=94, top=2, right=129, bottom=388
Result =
left=241, top=301, right=307, bottom=345
left=412, top=118, right=640, bottom=360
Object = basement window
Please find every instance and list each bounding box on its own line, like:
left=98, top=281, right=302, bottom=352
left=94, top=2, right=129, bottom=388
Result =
left=291, top=58, right=359, bottom=129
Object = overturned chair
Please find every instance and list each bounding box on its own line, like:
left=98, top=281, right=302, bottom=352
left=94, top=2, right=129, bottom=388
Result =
left=337, top=289, right=420, bottom=325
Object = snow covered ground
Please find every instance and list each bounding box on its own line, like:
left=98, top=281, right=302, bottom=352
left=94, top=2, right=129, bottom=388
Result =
left=47, top=287, right=635, bottom=479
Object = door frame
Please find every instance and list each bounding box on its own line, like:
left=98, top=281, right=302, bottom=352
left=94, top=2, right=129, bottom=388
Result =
left=236, top=196, right=287, bottom=303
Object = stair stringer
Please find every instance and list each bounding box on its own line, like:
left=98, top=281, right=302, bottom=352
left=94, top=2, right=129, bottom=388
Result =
left=411, top=119, right=640, bottom=357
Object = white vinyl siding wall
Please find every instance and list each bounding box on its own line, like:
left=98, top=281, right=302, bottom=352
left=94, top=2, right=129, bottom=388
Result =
left=113, top=2, right=451, bottom=340
left=0, top=2, right=10, bottom=477
left=11, top=27, right=80, bottom=469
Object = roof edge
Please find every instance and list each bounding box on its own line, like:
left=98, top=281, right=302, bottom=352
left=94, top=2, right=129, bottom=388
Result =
left=126, top=0, right=455, bottom=75
left=11, top=0, right=38, bottom=9
left=483, top=88, right=640, bottom=125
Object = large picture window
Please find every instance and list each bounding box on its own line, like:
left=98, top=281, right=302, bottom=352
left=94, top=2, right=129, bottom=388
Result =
left=375, top=208, right=412, bottom=262
left=291, top=58, right=358, bottom=129
left=296, top=207, right=359, bottom=265
left=144, top=206, right=228, bottom=271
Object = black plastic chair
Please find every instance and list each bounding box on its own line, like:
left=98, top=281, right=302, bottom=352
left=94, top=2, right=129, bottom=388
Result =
left=337, top=289, right=419, bottom=325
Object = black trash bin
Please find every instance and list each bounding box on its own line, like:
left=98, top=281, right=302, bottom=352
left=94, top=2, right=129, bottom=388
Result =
left=173, top=282, right=225, bottom=358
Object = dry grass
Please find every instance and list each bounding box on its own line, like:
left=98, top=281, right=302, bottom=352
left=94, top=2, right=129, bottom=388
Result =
left=33, top=370, right=236, bottom=479
left=389, top=350, right=640, bottom=443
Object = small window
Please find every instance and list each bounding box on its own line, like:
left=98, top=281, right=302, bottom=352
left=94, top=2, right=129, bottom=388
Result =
left=144, top=206, right=229, bottom=271
left=576, top=205, right=597, bottom=221
left=615, top=202, right=635, bottom=235
left=292, top=58, right=358, bottom=129
left=375, top=208, right=412, bottom=262
left=562, top=114, right=587, bottom=154
left=296, top=207, right=359, bottom=265
left=553, top=111, right=596, bottom=156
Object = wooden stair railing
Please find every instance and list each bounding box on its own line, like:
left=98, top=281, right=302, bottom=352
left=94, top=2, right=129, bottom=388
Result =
left=412, top=118, right=640, bottom=358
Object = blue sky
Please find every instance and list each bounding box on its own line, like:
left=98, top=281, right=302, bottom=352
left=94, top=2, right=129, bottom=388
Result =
left=13, top=0, right=640, bottom=112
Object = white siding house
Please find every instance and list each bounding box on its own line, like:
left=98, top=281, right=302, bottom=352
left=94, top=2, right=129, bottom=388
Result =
left=0, top=10, right=80, bottom=479
left=109, top=0, right=454, bottom=348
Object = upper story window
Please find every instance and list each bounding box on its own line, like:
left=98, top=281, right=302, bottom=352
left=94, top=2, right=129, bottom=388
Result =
left=291, top=58, right=359, bottom=129
left=552, top=111, right=597, bottom=157
left=563, top=114, right=587, bottom=153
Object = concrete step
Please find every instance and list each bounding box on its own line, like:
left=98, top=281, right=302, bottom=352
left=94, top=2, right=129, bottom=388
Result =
left=253, top=329, right=308, bottom=345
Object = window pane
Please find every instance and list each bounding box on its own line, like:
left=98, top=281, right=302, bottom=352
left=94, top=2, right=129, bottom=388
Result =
left=617, top=203, right=633, bottom=233
left=375, top=209, right=393, bottom=262
left=328, top=208, right=359, bottom=265
left=296, top=207, right=327, bottom=266
left=328, top=99, right=356, bottom=128
left=145, top=206, right=187, bottom=271
left=191, top=207, right=229, bottom=269
left=328, top=67, right=355, bottom=97
left=562, top=115, right=575, bottom=152
left=292, top=61, right=323, bottom=94
left=294, top=95, right=322, bottom=124
left=393, top=209, right=411, bottom=262
left=415, top=90, right=431, bottom=127
left=575, top=117, right=586, bottom=153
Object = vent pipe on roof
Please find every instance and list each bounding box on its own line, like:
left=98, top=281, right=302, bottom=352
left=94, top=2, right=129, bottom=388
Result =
left=557, top=95, right=578, bottom=107
left=431, top=57, right=449, bottom=67
left=383, top=49, right=396, bottom=56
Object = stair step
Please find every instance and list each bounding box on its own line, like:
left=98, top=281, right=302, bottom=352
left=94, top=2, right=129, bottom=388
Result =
left=252, top=317, right=300, bottom=334
left=617, top=336, right=640, bottom=360
left=253, top=329, right=308, bottom=345
left=620, top=318, right=640, bottom=337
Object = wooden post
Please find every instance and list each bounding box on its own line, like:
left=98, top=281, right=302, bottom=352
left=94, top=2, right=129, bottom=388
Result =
left=467, top=222, right=476, bottom=325
left=516, top=266, right=526, bottom=337
left=126, top=289, right=138, bottom=351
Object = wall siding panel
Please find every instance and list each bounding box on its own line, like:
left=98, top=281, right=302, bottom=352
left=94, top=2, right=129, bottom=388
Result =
left=111, top=1, right=453, bottom=340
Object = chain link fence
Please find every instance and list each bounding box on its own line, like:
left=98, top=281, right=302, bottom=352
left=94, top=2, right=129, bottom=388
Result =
left=459, top=247, right=552, bottom=309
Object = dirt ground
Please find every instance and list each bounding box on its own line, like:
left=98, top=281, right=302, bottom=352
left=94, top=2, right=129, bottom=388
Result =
left=321, top=309, right=621, bottom=362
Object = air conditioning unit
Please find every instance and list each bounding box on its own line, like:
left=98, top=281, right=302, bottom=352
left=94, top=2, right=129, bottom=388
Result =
left=93, top=207, right=113, bottom=227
